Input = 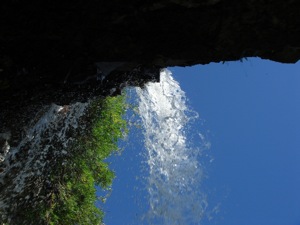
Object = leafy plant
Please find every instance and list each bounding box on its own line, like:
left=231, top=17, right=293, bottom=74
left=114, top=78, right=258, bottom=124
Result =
left=21, top=94, right=128, bottom=224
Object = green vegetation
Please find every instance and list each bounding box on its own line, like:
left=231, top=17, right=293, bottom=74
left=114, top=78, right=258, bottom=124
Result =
left=23, top=95, right=128, bottom=224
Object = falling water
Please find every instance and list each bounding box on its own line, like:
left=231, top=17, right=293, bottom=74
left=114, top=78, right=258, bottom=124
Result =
left=0, top=102, right=89, bottom=222
left=137, top=69, right=207, bottom=225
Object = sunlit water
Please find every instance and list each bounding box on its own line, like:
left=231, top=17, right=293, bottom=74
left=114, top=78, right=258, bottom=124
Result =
left=136, top=69, right=208, bottom=225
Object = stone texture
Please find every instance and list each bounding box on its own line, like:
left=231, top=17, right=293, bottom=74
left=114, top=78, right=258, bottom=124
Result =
left=1, top=0, right=300, bottom=137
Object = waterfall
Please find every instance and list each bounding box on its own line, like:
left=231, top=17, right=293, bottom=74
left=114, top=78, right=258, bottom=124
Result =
left=0, top=102, right=89, bottom=221
left=137, top=69, right=207, bottom=225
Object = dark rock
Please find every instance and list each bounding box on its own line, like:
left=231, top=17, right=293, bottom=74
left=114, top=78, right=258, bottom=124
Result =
left=0, top=0, right=300, bottom=141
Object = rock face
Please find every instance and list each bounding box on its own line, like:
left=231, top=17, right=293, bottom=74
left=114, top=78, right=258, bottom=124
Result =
left=1, top=0, right=300, bottom=139
left=1, top=0, right=300, bottom=98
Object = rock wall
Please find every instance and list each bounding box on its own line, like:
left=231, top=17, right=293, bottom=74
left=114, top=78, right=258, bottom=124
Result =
left=1, top=0, right=300, bottom=138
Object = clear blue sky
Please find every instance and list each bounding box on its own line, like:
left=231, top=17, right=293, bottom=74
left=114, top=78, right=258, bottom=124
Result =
left=99, top=57, right=300, bottom=225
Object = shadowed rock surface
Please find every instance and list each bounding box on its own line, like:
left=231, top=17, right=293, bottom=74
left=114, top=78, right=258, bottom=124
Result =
left=1, top=0, right=300, bottom=101
left=0, top=0, right=300, bottom=149
left=1, top=0, right=300, bottom=149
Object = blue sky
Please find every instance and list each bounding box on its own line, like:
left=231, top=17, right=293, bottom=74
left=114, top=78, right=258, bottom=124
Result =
left=99, top=57, right=300, bottom=225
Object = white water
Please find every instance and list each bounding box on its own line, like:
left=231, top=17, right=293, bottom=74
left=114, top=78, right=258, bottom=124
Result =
left=0, top=102, right=88, bottom=221
left=137, top=69, right=207, bottom=225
